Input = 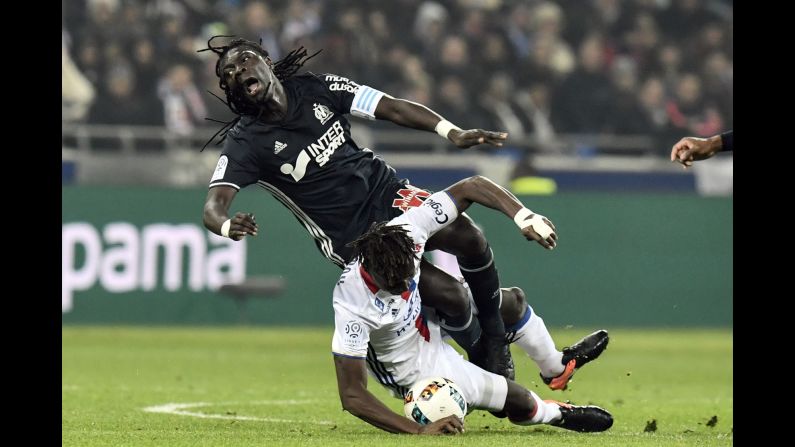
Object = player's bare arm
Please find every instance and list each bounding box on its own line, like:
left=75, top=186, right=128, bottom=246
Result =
left=670, top=135, right=722, bottom=168
left=203, top=186, right=259, bottom=241
left=445, top=176, right=557, bottom=250
left=333, top=355, right=464, bottom=435
left=670, top=130, right=732, bottom=168
left=373, top=96, right=507, bottom=148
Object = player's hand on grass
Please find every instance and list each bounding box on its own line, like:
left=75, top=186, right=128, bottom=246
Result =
left=520, top=214, right=557, bottom=250
left=229, top=212, right=258, bottom=241
left=417, top=415, right=464, bottom=435
left=448, top=129, right=508, bottom=148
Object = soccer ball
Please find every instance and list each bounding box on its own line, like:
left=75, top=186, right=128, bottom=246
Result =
left=403, top=376, right=467, bottom=424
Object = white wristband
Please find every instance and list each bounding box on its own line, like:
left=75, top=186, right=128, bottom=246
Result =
left=221, top=219, right=232, bottom=238
left=435, top=119, right=461, bottom=140
left=513, top=208, right=554, bottom=239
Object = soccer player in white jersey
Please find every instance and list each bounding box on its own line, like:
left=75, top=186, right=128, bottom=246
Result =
left=331, top=175, right=613, bottom=434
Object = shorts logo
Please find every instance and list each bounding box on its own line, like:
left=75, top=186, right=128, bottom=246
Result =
left=210, top=155, right=228, bottom=182
left=274, top=141, right=287, bottom=154
left=392, top=188, right=431, bottom=213
left=314, top=103, right=333, bottom=125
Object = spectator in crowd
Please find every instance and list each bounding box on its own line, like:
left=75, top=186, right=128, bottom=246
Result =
left=132, top=39, right=159, bottom=87
left=240, top=2, right=281, bottom=60
left=75, top=37, right=103, bottom=88
left=62, top=0, right=732, bottom=156
left=605, top=56, right=650, bottom=136
left=281, top=0, right=321, bottom=48
left=435, top=76, right=490, bottom=132
left=700, top=51, right=733, bottom=124
left=480, top=73, right=535, bottom=141
left=63, top=30, right=95, bottom=122
left=637, top=76, right=675, bottom=153
left=157, top=64, right=207, bottom=136
left=550, top=34, right=613, bottom=133
left=89, top=64, right=161, bottom=126
left=666, top=73, right=723, bottom=141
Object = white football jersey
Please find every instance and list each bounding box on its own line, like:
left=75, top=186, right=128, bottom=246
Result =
left=331, top=191, right=459, bottom=396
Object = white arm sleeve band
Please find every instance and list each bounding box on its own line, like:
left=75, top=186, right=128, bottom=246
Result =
left=435, top=120, right=462, bottom=139
left=350, top=85, right=385, bottom=120
left=221, top=219, right=232, bottom=238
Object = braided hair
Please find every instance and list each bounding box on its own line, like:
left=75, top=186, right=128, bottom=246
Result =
left=197, top=35, right=321, bottom=150
left=348, top=222, right=418, bottom=289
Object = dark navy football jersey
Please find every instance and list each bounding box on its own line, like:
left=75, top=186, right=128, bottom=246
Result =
left=208, top=72, right=406, bottom=266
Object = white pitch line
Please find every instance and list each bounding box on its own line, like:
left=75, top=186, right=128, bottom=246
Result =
left=142, top=400, right=334, bottom=425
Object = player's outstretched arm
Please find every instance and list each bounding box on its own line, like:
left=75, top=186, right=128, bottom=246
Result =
left=670, top=130, right=732, bottom=168
left=445, top=175, right=557, bottom=250
left=374, top=96, right=507, bottom=149
left=333, top=355, right=463, bottom=435
left=203, top=186, right=259, bottom=241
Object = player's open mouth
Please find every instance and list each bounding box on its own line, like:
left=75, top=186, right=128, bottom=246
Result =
left=244, top=78, right=260, bottom=96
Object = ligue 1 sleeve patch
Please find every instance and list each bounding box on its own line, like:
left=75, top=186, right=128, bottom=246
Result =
left=343, top=320, right=366, bottom=350
left=211, top=156, right=228, bottom=182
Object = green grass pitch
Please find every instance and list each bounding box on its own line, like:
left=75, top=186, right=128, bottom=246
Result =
left=62, top=327, right=732, bottom=446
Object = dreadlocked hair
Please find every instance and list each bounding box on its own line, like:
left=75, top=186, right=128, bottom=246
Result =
left=197, top=35, right=321, bottom=151
left=348, top=222, right=418, bottom=288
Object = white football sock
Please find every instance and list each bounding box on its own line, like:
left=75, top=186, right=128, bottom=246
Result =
left=528, top=391, right=562, bottom=424
left=508, top=390, right=563, bottom=426
left=508, top=306, right=564, bottom=378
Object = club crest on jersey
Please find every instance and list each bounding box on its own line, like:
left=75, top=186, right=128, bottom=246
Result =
left=274, top=141, right=287, bottom=154
left=313, top=103, right=333, bottom=125
left=392, top=188, right=431, bottom=213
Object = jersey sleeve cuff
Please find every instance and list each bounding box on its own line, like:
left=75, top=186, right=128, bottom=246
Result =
left=209, top=182, right=241, bottom=190
left=332, top=352, right=366, bottom=359
left=719, top=130, right=733, bottom=152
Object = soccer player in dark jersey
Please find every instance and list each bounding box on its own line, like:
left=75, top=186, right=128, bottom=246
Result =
left=199, top=37, right=549, bottom=381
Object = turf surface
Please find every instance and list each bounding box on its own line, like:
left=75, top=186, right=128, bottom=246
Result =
left=63, top=327, right=732, bottom=446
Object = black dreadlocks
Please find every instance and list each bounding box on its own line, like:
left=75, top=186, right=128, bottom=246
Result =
left=197, top=35, right=321, bottom=150
left=348, top=222, right=418, bottom=289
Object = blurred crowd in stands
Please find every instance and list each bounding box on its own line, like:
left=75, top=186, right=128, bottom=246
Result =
left=62, top=0, right=732, bottom=156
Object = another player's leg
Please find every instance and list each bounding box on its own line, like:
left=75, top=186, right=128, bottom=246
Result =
left=500, top=287, right=610, bottom=391
left=432, top=344, right=612, bottom=433
left=426, top=215, right=514, bottom=379
left=502, top=381, right=613, bottom=432
left=418, top=259, right=483, bottom=360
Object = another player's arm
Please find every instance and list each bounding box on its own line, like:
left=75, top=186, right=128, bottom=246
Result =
left=670, top=130, right=732, bottom=168
left=333, top=355, right=463, bottom=435
left=445, top=175, right=557, bottom=250
left=373, top=96, right=507, bottom=149
left=203, top=186, right=258, bottom=241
